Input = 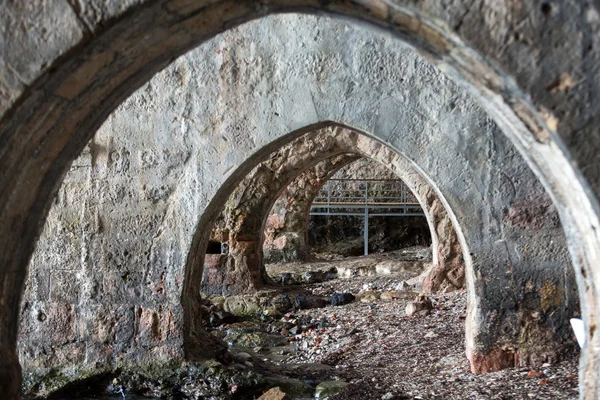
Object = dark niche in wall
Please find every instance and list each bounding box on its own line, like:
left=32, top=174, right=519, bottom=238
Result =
left=206, top=240, right=223, bottom=254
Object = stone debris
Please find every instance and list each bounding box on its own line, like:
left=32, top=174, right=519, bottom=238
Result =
left=258, top=386, right=290, bottom=400
left=395, top=280, right=413, bottom=291
left=28, top=252, right=579, bottom=399
left=405, top=295, right=434, bottom=316
left=356, top=290, right=380, bottom=302
left=207, top=253, right=580, bottom=399
left=295, top=295, right=329, bottom=310
left=330, top=293, right=355, bottom=306
left=315, top=380, right=349, bottom=398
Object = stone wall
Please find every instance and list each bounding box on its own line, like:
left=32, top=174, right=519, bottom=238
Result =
left=19, top=135, right=189, bottom=386
left=331, top=158, right=397, bottom=180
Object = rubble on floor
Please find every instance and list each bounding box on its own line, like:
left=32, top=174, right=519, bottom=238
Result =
left=207, top=251, right=579, bottom=399
left=37, top=250, right=579, bottom=399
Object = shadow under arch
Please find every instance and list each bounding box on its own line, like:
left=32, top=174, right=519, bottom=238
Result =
left=0, top=2, right=597, bottom=397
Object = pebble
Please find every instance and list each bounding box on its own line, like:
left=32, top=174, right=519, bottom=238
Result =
left=204, top=253, right=579, bottom=400
left=331, top=292, right=356, bottom=306
left=236, top=352, right=252, bottom=362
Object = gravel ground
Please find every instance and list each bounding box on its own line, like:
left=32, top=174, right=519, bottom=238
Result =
left=32, top=252, right=579, bottom=400
left=259, top=254, right=580, bottom=400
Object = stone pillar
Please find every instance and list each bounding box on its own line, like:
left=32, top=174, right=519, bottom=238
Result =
left=466, top=189, right=579, bottom=372
left=420, top=186, right=465, bottom=293
left=263, top=155, right=360, bottom=263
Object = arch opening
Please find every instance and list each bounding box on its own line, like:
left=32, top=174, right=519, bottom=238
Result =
left=303, top=158, right=432, bottom=259
left=197, top=127, right=460, bottom=298
left=184, top=121, right=577, bottom=381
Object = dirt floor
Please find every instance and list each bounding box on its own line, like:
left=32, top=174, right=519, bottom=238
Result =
left=234, top=250, right=580, bottom=399
left=62, top=248, right=580, bottom=399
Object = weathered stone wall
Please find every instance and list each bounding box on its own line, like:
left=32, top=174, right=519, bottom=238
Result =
left=19, top=126, right=190, bottom=385
left=13, top=14, right=577, bottom=394
left=331, top=158, right=397, bottom=180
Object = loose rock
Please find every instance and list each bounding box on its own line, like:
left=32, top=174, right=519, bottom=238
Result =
left=258, top=386, right=289, bottom=400
left=315, top=380, right=349, bottom=398
left=405, top=295, right=433, bottom=316
left=330, top=292, right=355, bottom=306
left=295, top=295, right=329, bottom=310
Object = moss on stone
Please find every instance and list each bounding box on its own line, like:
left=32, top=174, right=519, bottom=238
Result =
left=538, top=280, right=564, bottom=313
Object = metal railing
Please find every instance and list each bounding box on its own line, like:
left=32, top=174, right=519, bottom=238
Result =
left=310, top=179, right=424, bottom=217
left=309, top=179, right=425, bottom=255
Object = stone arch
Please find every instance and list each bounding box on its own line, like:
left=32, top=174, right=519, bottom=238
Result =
left=263, top=156, right=463, bottom=293
left=204, top=152, right=361, bottom=295
left=2, top=5, right=597, bottom=397
left=183, top=115, right=575, bottom=377
left=262, top=155, right=361, bottom=264
left=203, top=127, right=463, bottom=297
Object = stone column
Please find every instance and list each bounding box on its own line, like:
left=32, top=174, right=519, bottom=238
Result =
left=263, top=155, right=360, bottom=263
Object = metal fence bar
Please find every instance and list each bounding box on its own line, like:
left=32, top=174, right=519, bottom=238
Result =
left=310, top=213, right=425, bottom=217
left=364, top=205, right=369, bottom=256
left=327, top=180, right=331, bottom=215
left=310, top=179, right=425, bottom=218
left=311, top=204, right=422, bottom=210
